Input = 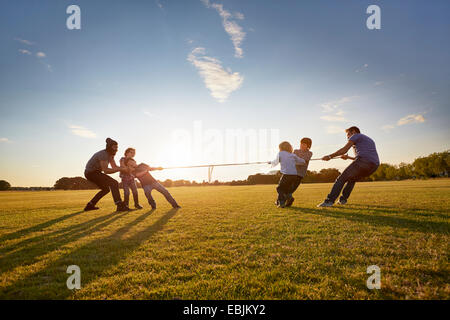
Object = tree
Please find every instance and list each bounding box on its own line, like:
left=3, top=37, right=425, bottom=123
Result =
left=0, top=180, right=11, bottom=191
left=54, top=177, right=97, bottom=190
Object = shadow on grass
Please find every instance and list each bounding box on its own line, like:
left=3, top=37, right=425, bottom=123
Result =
left=0, top=208, right=178, bottom=299
left=0, top=210, right=84, bottom=243
left=289, top=206, right=450, bottom=235
left=347, top=203, right=450, bottom=218
left=0, top=210, right=132, bottom=275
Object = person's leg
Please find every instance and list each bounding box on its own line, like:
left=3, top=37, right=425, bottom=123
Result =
left=122, top=179, right=131, bottom=207
left=85, top=171, right=111, bottom=206
left=129, top=180, right=140, bottom=207
left=325, top=161, right=362, bottom=203
left=340, top=162, right=379, bottom=202
left=143, top=184, right=156, bottom=208
left=153, top=182, right=180, bottom=208
left=276, top=175, right=294, bottom=206
left=102, top=174, right=122, bottom=204
left=286, top=176, right=302, bottom=207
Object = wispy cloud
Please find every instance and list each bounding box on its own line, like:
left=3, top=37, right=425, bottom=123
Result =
left=326, top=125, right=345, bottom=134
left=0, top=137, right=11, bottom=143
left=69, top=125, right=96, bottom=139
left=374, top=81, right=384, bottom=86
left=355, top=63, right=369, bottom=73
left=36, top=52, right=46, bottom=58
left=18, top=49, right=31, bottom=55
left=188, top=47, right=244, bottom=102
left=156, top=0, right=163, bottom=9
left=202, top=0, right=246, bottom=58
left=14, top=37, right=34, bottom=45
left=320, top=114, right=347, bottom=122
left=397, top=113, right=426, bottom=126
left=382, top=113, right=426, bottom=132
left=320, top=96, right=358, bottom=113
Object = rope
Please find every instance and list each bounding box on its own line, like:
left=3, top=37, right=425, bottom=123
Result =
left=161, top=157, right=341, bottom=170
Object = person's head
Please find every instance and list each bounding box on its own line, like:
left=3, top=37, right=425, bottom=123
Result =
left=345, top=126, right=360, bottom=139
left=124, top=148, right=135, bottom=159
left=279, top=141, right=293, bottom=153
left=124, top=157, right=137, bottom=169
left=105, top=138, right=118, bottom=155
left=300, top=137, right=312, bottom=151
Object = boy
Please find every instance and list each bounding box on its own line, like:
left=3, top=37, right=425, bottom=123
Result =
left=270, top=141, right=306, bottom=208
left=285, top=137, right=313, bottom=207
left=120, top=148, right=142, bottom=209
left=128, top=160, right=181, bottom=209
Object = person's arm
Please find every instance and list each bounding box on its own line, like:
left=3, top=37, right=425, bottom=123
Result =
left=148, top=166, right=163, bottom=171
left=134, top=170, right=147, bottom=178
left=269, top=153, right=280, bottom=167
left=341, top=154, right=356, bottom=160
left=322, top=141, right=354, bottom=161
left=293, top=154, right=306, bottom=165
left=100, top=160, right=121, bottom=174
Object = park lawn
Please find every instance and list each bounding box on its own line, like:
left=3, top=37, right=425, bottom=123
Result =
left=0, top=179, right=449, bottom=299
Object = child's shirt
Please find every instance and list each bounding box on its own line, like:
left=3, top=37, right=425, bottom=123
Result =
left=135, top=163, right=158, bottom=186
left=119, top=157, right=135, bottom=180
left=293, top=149, right=313, bottom=177
left=270, top=151, right=305, bottom=175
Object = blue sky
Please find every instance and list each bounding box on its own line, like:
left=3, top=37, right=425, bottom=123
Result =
left=0, top=0, right=449, bottom=186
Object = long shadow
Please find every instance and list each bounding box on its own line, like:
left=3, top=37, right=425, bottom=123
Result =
left=347, top=204, right=450, bottom=218
left=0, top=208, right=178, bottom=299
left=289, top=206, right=450, bottom=235
left=0, top=211, right=84, bottom=243
left=0, top=211, right=130, bottom=275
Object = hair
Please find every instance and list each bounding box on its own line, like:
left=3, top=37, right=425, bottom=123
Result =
left=300, top=137, right=312, bottom=149
left=105, top=137, right=118, bottom=153
left=345, top=126, right=360, bottom=134
left=279, top=141, right=293, bottom=153
left=124, top=158, right=136, bottom=166
left=124, top=148, right=135, bottom=156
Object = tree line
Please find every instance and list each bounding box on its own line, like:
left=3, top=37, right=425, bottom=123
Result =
left=0, top=151, right=448, bottom=191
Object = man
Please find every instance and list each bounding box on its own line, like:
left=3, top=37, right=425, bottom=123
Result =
left=84, top=138, right=130, bottom=212
left=317, top=126, right=379, bottom=207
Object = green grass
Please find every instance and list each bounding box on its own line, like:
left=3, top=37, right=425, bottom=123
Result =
left=0, top=179, right=449, bottom=299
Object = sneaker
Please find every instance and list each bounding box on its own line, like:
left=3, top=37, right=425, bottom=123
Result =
left=135, top=204, right=143, bottom=209
left=275, top=200, right=279, bottom=206
left=317, top=201, right=334, bottom=208
left=285, top=197, right=295, bottom=207
left=338, top=198, right=347, bottom=205
left=116, top=202, right=131, bottom=212
left=84, top=203, right=99, bottom=211
left=149, top=201, right=157, bottom=210
left=278, top=200, right=286, bottom=208
left=173, top=205, right=181, bottom=209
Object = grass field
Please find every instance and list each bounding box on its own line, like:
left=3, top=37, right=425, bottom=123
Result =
left=0, top=179, right=449, bottom=299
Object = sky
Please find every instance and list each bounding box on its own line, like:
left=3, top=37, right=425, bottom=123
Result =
left=0, top=0, right=449, bottom=186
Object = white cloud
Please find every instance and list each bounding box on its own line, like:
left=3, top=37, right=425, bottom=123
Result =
left=0, top=137, right=11, bottom=143
left=36, top=52, right=46, bottom=58
left=188, top=47, right=244, bottom=102
left=156, top=0, right=163, bottom=9
left=397, top=114, right=426, bottom=126
left=202, top=0, right=246, bottom=58
left=320, top=114, right=347, bottom=122
left=320, top=96, right=358, bottom=113
left=381, top=124, right=395, bottom=132
left=326, top=125, right=345, bottom=134
left=374, top=81, right=384, bottom=86
left=355, top=63, right=369, bottom=73
left=18, top=49, right=31, bottom=55
left=14, top=38, right=34, bottom=45
left=381, top=113, right=426, bottom=132
left=69, top=125, right=96, bottom=139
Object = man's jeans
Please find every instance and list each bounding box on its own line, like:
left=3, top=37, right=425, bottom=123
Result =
left=326, top=158, right=379, bottom=203
left=142, top=182, right=179, bottom=208
left=122, top=178, right=139, bottom=207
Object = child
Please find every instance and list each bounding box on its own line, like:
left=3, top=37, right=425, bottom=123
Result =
left=120, top=148, right=142, bottom=209
left=270, top=141, right=306, bottom=208
left=130, top=161, right=181, bottom=210
left=285, top=138, right=313, bottom=207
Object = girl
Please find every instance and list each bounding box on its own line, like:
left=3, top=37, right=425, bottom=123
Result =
left=120, top=148, right=142, bottom=209
left=270, top=141, right=306, bottom=208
